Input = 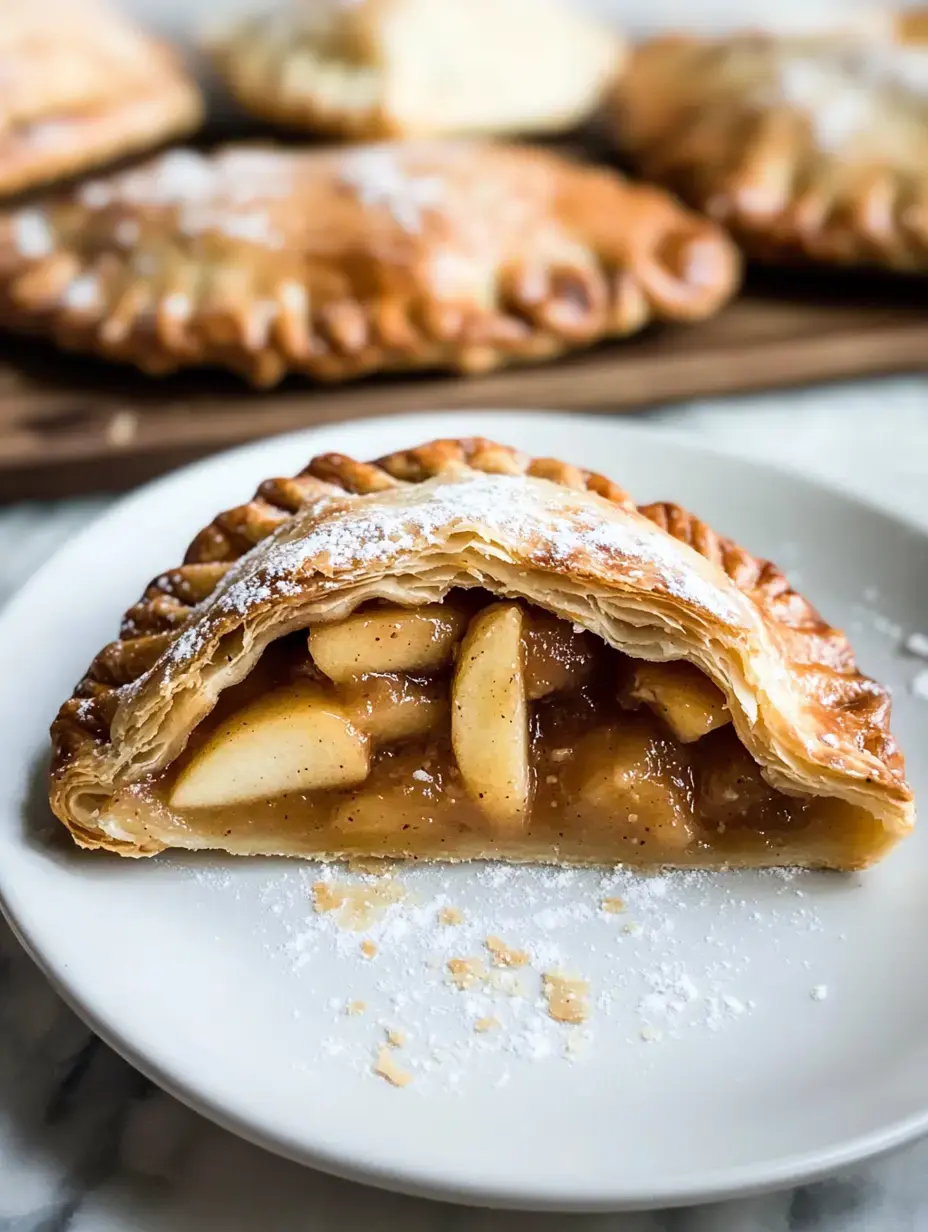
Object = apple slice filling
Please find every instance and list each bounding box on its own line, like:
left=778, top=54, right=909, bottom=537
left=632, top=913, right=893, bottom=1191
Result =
left=115, top=594, right=877, bottom=864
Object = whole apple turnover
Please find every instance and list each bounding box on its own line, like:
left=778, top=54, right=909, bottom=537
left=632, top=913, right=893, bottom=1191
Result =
left=609, top=11, right=928, bottom=270
left=0, top=0, right=202, bottom=197
left=49, top=438, right=913, bottom=870
left=0, top=141, right=739, bottom=386
left=209, top=0, right=623, bottom=141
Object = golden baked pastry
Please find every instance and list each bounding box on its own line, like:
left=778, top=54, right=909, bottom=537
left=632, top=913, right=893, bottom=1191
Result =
left=0, top=0, right=202, bottom=197
left=49, top=437, right=913, bottom=870
left=0, top=141, right=739, bottom=386
left=209, top=0, right=623, bottom=140
left=609, top=11, right=928, bottom=270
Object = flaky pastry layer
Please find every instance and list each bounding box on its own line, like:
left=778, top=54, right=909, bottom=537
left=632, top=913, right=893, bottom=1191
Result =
left=0, top=141, right=738, bottom=386
left=49, top=438, right=912, bottom=865
left=609, top=10, right=928, bottom=271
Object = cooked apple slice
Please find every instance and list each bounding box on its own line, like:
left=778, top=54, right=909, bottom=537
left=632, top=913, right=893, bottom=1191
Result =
left=170, top=681, right=369, bottom=809
left=623, top=660, right=730, bottom=744
left=339, top=673, right=448, bottom=744
left=451, top=602, right=531, bottom=829
left=568, top=714, right=695, bottom=851
left=521, top=610, right=596, bottom=700
left=309, top=603, right=469, bottom=682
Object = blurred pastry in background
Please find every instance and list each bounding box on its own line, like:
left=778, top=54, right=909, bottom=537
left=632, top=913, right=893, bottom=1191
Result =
left=0, top=0, right=202, bottom=198
left=0, top=141, right=739, bottom=386
left=208, top=0, right=623, bottom=140
left=608, top=11, right=928, bottom=272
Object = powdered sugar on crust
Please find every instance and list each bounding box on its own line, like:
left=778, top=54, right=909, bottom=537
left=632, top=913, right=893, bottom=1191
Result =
left=148, top=471, right=748, bottom=683
left=338, top=146, right=445, bottom=233
left=772, top=40, right=928, bottom=152
left=73, top=148, right=298, bottom=249
left=11, top=208, right=55, bottom=258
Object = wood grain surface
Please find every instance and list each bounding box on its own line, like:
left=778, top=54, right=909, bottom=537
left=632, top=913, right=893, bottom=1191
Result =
left=1, top=269, right=925, bottom=502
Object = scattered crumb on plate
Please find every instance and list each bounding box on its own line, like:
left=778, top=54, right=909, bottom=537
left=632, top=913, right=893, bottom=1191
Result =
left=543, top=971, right=590, bottom=1024
left=373, top=1045, right=412, bottom=1087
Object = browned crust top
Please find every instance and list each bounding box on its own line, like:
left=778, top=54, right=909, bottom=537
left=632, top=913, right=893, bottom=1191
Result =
left=610, top=13, right=928, bottom=271
left=0, top=142, right=738, bottom=385
left=0, top=3, right=202, bottom=196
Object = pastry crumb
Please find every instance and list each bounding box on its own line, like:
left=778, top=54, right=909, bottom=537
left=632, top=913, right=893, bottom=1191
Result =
left=447, top=957, right=487, bottom=990
left=543, top=971, right=590, bottom=1025
left=810, top=984, right=829, bottom=1001
left=373, top=1045, right=411, bottom=1087
left=105, top=409, right=138, bottom=448
left=640, top=1025, right=662, bottom=1043
left=623, top=921, right=642, bottom=936
left=485, top=934, right=529, bottom=968
left=312, top=879, right=404, bottom=930
left=346, top=999, right=366, bottom=1016
left=601, top=896, right=625, bottom=914
left=385, top=1027, right=406, bottom=1048
left=474, top=1016, right=500, bottom=1034
left=360, top=939, right=378, bottom=959
left=439, top=906, right=463, bottom=926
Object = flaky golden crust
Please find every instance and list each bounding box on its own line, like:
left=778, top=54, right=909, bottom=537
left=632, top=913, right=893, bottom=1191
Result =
left=49, top=437, right=911, bottom=863
left=210, top=0, right=623, bottom=141
left=0, top=1, right=202, bottom=197
left=0, top=141, right=739, bottom=387
left=609, top=11, right=928, bottom=271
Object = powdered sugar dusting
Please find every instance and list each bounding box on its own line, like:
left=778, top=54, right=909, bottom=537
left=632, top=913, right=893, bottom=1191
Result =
left=174, top=474, right=744, bottom=673
left=75, top=149, right=295, bottom=249
left=339, top=146, right=445, bottom=233
left=125, top=471, right=748, bottom=696
left=11, top=208, right=54, bottom=258
left=773, top=40, right=928, bottom=153
left=910, top=669, right=928, bottom=700
left=776, top=56, right=871, bottom=150
left=60, top=274, right=100, bottom=311
left=176, top=858, right=836, bottom=1091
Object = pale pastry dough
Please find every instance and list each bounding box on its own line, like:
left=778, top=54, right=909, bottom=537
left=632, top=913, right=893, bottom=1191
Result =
left=0, top=0, right=202, bottom=197
left=210, top=0, right=623, bottom=140
left=609, top=10, right=928, bottom=270
left=49, top=438, right=913, bottom=871
left=0, top=141, right=739, bottom=386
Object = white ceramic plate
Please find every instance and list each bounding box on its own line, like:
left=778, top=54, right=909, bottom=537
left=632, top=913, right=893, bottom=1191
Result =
left=3, top=411, right=928, bottom=1212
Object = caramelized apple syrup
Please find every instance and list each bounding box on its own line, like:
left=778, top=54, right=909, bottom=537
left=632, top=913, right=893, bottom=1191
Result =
left=110, top=595, right=885, bottom=866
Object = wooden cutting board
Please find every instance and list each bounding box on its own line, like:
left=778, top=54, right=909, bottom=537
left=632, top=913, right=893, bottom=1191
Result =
left=2, top=268, right=926, bottom=502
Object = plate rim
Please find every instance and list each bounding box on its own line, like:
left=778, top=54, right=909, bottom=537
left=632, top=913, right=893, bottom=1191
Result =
left=3, top=408, right=928, bottom=1212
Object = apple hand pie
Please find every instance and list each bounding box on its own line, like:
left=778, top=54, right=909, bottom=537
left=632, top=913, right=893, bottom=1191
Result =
left=0, top=0, right=202, bottom=198
left=49, top=437, right=913, bottom=870
left=609, top=11, right=928, bottom=271
left=209, top=0, right=623, bottom=141
left=0, top=141, right=739, bottom=386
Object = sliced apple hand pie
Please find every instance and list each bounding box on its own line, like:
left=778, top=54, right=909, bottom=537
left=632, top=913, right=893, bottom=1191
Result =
left=0, top=0, right=202, bottom=198
left=49, top=438, right=913, bottom=870
left=0, top=141, right=739, bottom=386
left=209, top=0, right=623, bottom=141
left=609, top=12, right=928, bottom=270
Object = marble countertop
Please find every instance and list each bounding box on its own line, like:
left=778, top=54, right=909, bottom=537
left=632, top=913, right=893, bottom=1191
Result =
left=3, top=376, right=928, bottom=1232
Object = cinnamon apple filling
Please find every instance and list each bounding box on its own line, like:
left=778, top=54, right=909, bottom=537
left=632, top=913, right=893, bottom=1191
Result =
left=107, top=596, right=886, bottom=866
